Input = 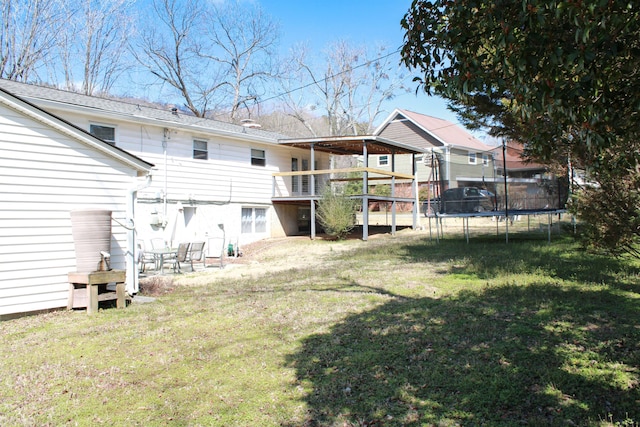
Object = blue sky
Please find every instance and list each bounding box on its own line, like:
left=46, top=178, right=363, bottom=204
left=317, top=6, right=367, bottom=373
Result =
left=257, top=0, right=463, bottom=129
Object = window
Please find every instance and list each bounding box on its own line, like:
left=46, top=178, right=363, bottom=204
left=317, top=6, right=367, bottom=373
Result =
left=378, top=155, right=389, bottom=166
left=193, top=139, right=208, bottom=160
left=313, top=160, right=320, bottom=194
left=291, top=158, right=299, bottom=193
left=89, top=124, right=115, bottom=145
left=241, top=207, right=267, bottom=234
left=465, top=187, right=480, bottom=197
left=251, top=149, right=266, bottom=166
left=468, top=152, right=477, bottom=165
left=301, top=159, right=309, bottom=194
left=482, top=154, right=489, bottom=166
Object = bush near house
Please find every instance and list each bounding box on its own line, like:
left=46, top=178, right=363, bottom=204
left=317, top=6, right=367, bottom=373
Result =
left=316, top=186, right=356, bottom=239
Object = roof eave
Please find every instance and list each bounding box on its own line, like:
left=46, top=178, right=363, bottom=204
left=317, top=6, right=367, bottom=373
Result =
left=0, top=88, right=153, bottom=173
left=16, top=97, right=280, bottom=147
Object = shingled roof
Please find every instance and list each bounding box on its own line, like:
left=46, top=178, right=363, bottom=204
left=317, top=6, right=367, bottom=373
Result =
left=0, top=79, right=289, bottom=142
left=375, top=108, right=494, bottom=152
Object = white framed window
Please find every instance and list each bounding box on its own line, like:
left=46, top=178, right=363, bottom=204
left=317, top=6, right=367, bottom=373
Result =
left=89, top=123, right=116, bottom=145
left=291, top=158, right=299, bottom=193
left=251, top=148, right=266, bottom=166
left=482, top=154, right=489, bottom=166
left=241, top=207, right=267, bottom=234
left=301, top=159, right=309, bottom=194
left=468, top=152, right=477, bottom=165
left=193, top=139, right=208, bottom=160
left=378, top=155, right=389, bottom=166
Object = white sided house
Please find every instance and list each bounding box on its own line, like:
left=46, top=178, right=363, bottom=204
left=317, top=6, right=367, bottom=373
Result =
left=0, top=86, right=153, bottom=318
left=0, top=79, right=333, bottom=261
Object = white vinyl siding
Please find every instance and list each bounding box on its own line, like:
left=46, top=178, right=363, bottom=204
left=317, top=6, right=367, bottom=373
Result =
left=0, top=103, right=142, bottom=317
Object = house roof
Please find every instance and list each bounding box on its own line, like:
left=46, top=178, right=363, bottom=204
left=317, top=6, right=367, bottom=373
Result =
left=0, top=85, right=154, bottom=174
left=0, top=79, right=288, bottom=144
left=376, top=108, right=494, bottom=152
left=278, top=135, right=427, bottom=155
left=496, top=141, right=547, bottom=172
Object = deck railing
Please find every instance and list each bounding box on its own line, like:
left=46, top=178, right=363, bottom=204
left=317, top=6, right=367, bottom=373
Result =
left=272, top=167, right=416, bottom=200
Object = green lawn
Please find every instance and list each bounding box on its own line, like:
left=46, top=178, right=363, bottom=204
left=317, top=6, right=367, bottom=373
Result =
left=1, top=230, right=639, bottom=426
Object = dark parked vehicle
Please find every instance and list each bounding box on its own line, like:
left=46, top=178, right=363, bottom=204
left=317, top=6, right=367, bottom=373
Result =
left=479, top=189, right=498, bottom=211
left=421, top=197, right=440, bottom=216
left=439, top=187, right=495, bottom=214
left=422, top=187, right=496, bottom=216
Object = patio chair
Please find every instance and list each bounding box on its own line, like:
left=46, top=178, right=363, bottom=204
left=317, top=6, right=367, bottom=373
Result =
left=164, top=242, right=190, bottom=273
left=186, top=241, right=206, bottom=271
left=137, top=240, right=157, bottom=273
left=149, top=238, right=165, bottom=250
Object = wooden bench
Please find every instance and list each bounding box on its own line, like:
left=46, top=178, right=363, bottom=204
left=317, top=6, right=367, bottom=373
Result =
left=68, top=270, right=126, bottom=314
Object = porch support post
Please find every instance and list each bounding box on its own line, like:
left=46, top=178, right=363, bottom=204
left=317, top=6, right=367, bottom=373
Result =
left=310, top=143, right=316, bottom=240
left=362, top=141, right=369, bottom=241
left=391, top=149, right=396, bottom=236
left=412, top=153, right=418, bottom=230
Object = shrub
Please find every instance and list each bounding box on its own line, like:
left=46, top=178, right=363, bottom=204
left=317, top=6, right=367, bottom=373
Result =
left=139, top=275, right=175, bottom=296
left=316, top=186, right=356, bottom=239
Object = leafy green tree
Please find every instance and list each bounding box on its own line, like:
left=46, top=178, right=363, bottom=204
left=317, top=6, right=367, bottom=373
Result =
left=401, top=0, right=640, bottom=255
left=343, top=171, right=364, bottom=197
left=316, top=186, right=356, bottom=240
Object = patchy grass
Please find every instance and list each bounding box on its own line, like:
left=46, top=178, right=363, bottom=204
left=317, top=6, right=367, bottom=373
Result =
left=1, top=230, right=639, bottom=426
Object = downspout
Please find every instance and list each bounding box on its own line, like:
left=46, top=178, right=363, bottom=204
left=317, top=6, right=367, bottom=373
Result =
left=127, top=173, right=153, bottom=294
left=163, top=128, right=169, bottom=221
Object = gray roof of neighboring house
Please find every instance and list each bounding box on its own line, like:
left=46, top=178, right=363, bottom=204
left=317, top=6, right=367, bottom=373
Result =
left=376, top=108, right=494, bottom=152
left=0, top=79, right=289, bottom=142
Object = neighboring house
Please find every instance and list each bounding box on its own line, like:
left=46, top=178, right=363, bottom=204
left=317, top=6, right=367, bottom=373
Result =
left=372, top=109, right=567, bottom=211
left=0, top=79, right=333, bottom=260
left=0, top=86, right=153, bottom=318
left=496, top=141, right=568, bottom=210
left=373, top=109, right=497, bottom=199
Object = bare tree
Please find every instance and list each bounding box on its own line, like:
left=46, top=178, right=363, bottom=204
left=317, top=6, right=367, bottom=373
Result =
left=0, top=0, right=66, bottom=81
left=131, top=0, right=204, bottom=115
left=55, top=0, right=134, bottom=95
left=274, top=44, right=324, bottom=136
left=203, top=0, right=280, bottom=122
left=132, top=0, right=280, bottom=119
left=278, top=41, right=408, bottom=136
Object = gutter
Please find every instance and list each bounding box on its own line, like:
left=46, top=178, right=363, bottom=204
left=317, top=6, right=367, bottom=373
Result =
left=23, top=97, right=280, bottom=146
left=126, top=173, right=153, bottom=294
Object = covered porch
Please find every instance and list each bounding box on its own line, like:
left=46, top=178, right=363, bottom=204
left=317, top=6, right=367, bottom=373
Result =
left=272, top=135, right=426, bottom=241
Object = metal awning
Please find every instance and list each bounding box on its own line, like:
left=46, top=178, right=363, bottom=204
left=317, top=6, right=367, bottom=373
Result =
left=277, top=135, right=427, bottom=156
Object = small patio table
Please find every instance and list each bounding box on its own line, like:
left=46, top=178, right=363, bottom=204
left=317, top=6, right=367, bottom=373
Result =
left=149, top=248, right=177, bottom=274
